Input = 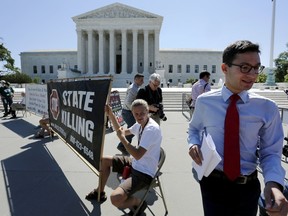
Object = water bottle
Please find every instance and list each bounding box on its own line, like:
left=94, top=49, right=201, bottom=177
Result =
left=121, top=166, right=131, bottom=182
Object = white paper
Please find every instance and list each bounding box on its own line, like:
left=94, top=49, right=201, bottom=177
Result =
left=192, top=133, right=222, bottom=180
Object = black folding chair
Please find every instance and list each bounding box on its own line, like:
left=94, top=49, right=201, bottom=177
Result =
left=133, top=147, right=168, bottom=216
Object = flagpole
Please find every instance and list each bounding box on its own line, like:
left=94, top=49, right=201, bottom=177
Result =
left=265, top=0, right=277, bottom=86
left=269, top=0, right=276, bottom=68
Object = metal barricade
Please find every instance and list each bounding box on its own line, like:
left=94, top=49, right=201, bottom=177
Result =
left=182, top=92, right=192, bottom=120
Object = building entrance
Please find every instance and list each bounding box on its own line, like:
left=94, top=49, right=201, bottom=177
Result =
left=116, top=55, right=122, bottom=74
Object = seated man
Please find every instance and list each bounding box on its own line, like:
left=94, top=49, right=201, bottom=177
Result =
left=11, top=92, right=26, bottom=118
left=35, top=116, right=53, bottom=138
left=86, top=99, right=162, bottom=216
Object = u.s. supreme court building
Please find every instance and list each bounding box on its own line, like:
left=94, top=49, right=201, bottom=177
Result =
left=20, top=3, right=224, bottom=87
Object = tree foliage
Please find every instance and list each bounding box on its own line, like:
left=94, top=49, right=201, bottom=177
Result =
left=256, top=73, right=267, bottom=83
left=185, top=78, right=197, bottom=84
left=0, top=43, right=33, bottom=83
left=284, top=73, right=288, bottom=82
left=0, top=43, right=18, bottom=72
left=274, top=43, right=288, bottom=82
left=2, top=72, right=32, bottom=84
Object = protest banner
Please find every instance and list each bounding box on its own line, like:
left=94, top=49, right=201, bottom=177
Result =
left=47, top=78, right=111, bottom=172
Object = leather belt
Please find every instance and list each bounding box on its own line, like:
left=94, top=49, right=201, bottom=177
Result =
left=209, top=170, right=258, bottom=184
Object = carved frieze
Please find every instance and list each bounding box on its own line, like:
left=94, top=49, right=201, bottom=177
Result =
left=79, top=5, right=156, bottom=19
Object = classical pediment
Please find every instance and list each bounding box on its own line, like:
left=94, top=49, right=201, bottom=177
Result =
left=73, top=2, right=162, bottom=20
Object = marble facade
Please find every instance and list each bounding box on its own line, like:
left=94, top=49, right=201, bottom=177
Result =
left=20, top=3, right=224, bottom=87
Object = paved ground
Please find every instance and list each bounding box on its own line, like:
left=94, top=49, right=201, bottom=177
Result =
left=0, top=111, right=288, bottom=216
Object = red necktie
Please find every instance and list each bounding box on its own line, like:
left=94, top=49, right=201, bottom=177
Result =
left=224, top=94, right=240, bottom=181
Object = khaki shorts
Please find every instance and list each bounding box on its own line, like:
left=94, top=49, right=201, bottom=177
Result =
left=112, top=156, right=153, bottom=196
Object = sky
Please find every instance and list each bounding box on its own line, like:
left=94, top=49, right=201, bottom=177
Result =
left=1, top=0, right=287, bottom=69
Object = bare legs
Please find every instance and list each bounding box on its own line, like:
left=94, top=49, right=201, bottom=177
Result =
left=95, top=156, right=141, bottom=209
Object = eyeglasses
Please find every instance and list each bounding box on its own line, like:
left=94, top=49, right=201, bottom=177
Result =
left=230, top=63, right=264, bottom=74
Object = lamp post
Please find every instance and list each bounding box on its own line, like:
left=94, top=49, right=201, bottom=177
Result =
left=265, top=0, right=277, bottom=86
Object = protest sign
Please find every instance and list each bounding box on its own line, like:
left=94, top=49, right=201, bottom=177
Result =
left=47, top=79, right=111, bottom=171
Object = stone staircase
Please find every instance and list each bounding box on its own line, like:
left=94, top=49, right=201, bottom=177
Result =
left=1, top=88, right=288, bottom=113
left=116, top=88, right=288, bottom=111
left=256, top=91, right=288, bottom=109
left=0, top=91, right=24, bottom=112
left=116, top=89, right=187, bottom=112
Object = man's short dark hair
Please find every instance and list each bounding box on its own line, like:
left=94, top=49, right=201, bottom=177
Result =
left=222, top=40, right=261, bottom=66
left=134, top=73, right=144, bottom=79
left=199, top=71, right=210, bottom=79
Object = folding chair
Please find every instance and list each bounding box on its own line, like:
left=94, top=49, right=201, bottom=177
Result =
left=16, top=106, right=28, bottom=117
left=133, top=147, right=168, bottom=216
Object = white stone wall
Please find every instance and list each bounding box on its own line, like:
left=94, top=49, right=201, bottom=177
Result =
left=20, top=51, right=77, bottom=83
left=159, top=49, right=224, bottom=86
left=20, top=50, right=224, bottom=87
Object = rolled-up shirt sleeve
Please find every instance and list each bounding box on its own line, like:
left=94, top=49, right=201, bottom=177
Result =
left=259, top=104, right=285, bottom=187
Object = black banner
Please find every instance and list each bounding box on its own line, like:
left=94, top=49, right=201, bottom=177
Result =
left=47, top=79, right=111, bottom=171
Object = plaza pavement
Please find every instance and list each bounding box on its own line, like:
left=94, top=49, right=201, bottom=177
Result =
left=0, top=111, right=288, bottom=216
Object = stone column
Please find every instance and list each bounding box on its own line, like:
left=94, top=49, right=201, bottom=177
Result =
left=98, top=30, right=104, bottom=75
left=143, top=29, right=149, bottom=74
left=109, top=30, right=115, bottom=74
left=87, top=30, right=94, bottom=75
left=154, top=29, right=160, bottom=70
left=77, top=29, right=85, bottom=73
left=121, top=29, right=127, bottom=73
left=132, top=29, right=138, bottom=74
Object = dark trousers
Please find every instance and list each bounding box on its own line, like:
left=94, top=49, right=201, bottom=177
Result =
left=2, top=97, right=13, bottom=114
left=199, top=174, right=261, bottom=216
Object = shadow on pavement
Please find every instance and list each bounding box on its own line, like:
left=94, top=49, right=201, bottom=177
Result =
left=1, top=118, right=38, bottom=138
left=1, top=117, right=162, bottom=215
left=1, top=138, right=92, bottom=216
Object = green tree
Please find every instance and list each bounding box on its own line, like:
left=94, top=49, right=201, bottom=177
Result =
left=256, top=73, right=267, bottom=83
left=185, top=78, right=197, bottom=84
left=284, top=73, right=288, bottom=82
left=0, top=43, right=19, bottom=72
left=32, top=76, right=40, bottom=83
left=274, top=43, right=288, bottom=82
left=3, top=72, right=32, bottom=84
left=0, top=43, right=32, bottom=83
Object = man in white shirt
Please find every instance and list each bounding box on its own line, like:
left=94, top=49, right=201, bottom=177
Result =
left=86, top=99, right=162, bottom=216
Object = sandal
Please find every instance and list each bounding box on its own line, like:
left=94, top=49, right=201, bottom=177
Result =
left=127, top=201, right=148, bottom=216
left=85, top=189, right=107, bottom=202
left=34, top=133, right=44, bottom=139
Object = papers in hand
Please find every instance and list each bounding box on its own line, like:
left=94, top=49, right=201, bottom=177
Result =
left=192, top=133, right=221, bottom=181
